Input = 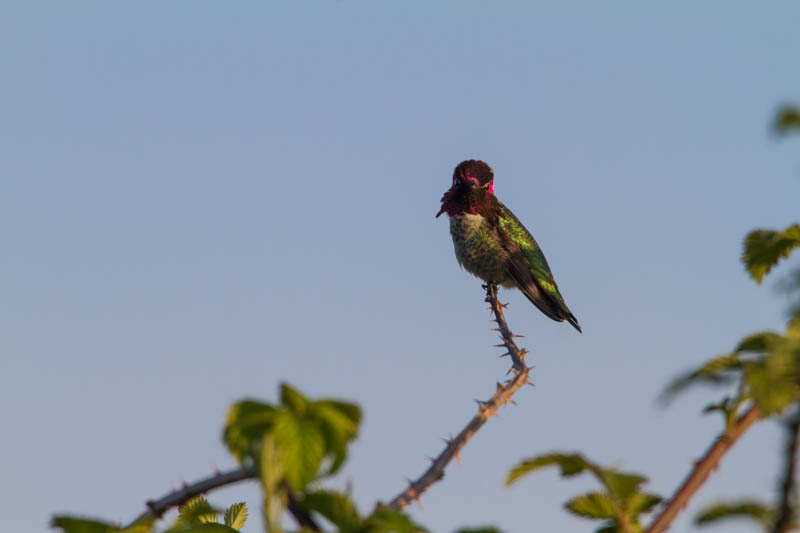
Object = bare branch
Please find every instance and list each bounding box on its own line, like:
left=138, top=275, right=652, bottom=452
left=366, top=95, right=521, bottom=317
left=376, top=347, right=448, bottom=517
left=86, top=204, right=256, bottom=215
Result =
left=773, top=406, right=800, bottom=533
left=388, top=282, right=531, bottom=509
left=646, top=405, right=761, bottom=533
left=126, top=467, right=321, bottom=532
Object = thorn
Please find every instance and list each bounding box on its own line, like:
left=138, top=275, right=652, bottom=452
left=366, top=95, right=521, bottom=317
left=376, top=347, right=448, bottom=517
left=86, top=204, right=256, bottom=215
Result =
left=511, top=333, right=525, bottom=338
left=211, top=463, right=220, bottom=475
left=496, top=382, right=504, bottom=393
left=508, top=398, right=517, bottom=406
left=491, top=328, right=501, bottom=332
left=426, top=456, right=436, bottom=464
left=180, top=477, right=187, bottom=489
left=498, top=352, right=510, bottom=358
left=494, top=343, right=506, bottom=348
left=490, top=411, right=504, bottom=420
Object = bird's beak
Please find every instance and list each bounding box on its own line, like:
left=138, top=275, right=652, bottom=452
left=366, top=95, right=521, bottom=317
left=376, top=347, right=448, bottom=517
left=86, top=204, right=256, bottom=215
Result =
left=435, top=206, right=445, bottom=218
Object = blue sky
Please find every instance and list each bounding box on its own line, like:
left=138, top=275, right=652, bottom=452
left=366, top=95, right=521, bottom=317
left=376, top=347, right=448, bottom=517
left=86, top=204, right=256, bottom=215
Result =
left=3, top=2, right=800, bottom=532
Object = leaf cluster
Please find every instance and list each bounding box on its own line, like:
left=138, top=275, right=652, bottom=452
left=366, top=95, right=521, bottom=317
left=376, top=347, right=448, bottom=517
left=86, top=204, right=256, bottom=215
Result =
left=224, top=383, right=362, bottom=490
left=52, top=499, right=248, bottom=533
left=665, top=328, right=800, bottom=419
left=505, top=453, right=661, bottom=533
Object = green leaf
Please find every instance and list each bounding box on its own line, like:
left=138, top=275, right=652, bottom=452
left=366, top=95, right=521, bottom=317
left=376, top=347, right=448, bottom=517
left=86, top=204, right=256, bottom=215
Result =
left=51, top=517, right=122, bottom=533
left=662, top=354, right=742, bottom=400
left=594, top=526, right=621, bottom=533
left=261, top=434, right=288, bottom=533
left=627, top=492, right=662, bottom=514
left=600, top=471, right=646, bottom=500
left=309, top=400, right=362, bottom=476
left=742, top=225, right=800, bottom=284
left=168, top=526, right=241, bottom=533
left=222, top=503, right=247, bottom=531
left=271, top=411, right=326, bottom=489
left=789, top=314, right=800, bottom=338
left=223, top=400, right=277, bottom=463
left=301, top=490, right=361, bottom=530
left=358, top=506, right=428, bottom=533
left=775, top=106, right=800, bottom=135
left=744, top=345, right=799, bottom=415
left=735, top=331, right=784, bottom=353
left=695, top=499, right=772, bottom=526
left=506, top=453, right=594, bottom=486
left=176, top=497, right=219, bottom=526
left=280, top=383, right=309, bottom=413
left=565, top=492, right=616, bottom=519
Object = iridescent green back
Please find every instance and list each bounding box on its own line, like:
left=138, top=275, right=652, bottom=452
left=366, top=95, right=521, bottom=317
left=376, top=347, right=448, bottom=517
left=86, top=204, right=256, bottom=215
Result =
left=497, top=203, right=568, bottom=308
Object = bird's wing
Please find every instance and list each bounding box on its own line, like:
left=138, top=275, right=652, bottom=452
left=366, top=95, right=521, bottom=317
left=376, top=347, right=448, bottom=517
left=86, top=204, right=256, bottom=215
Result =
left=496, top=203, right=581, bottom=332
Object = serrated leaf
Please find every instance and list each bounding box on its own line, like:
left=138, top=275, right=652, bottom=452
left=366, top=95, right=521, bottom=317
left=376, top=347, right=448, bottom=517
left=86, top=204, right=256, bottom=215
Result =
left=51, top=516, right=122, bottom=533
left=223, top=503, right=247, bottom=531
left=627, top=492, right=662, bottom=514
left=271, top=411, right=326, bottom=489
left=280, top=383, right=309, bottom=413
left=742, top=225, right=800, bottom=284
left=775, top=106, right=800, bottom=135
left=301, top=490, right=360, bottom=530
left=565, top=492, right=616, bottom=519
left=506, top=453, right=594, bottom=486
left=695, top=499, right=772, bottom=526
left=223, top=400, right=277, bottom=463
left=176, top=497, right=219, bottom=526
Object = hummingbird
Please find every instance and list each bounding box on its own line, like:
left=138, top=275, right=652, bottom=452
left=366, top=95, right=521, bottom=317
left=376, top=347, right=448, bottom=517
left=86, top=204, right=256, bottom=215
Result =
left=436, top=160, right=581, bottom=332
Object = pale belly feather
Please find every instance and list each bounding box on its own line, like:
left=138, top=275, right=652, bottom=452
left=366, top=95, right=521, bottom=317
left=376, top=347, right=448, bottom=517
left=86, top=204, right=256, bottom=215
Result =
left=449, top=213, right=514, bottom=286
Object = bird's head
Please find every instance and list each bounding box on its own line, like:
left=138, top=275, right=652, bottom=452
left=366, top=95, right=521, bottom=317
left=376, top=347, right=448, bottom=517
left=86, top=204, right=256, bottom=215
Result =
left=436, top=160, right=495, bottom=217
left=451, top=159, right=494, bottom=192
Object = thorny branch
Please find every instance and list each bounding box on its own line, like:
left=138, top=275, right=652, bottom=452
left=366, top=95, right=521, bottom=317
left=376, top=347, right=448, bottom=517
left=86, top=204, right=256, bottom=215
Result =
left=126, top=282, right=531, bottom=524
left=127, top=467, right=321, bottom=532
left=484, top=282, right=527, bottom=372
left=773, top=406, right=800, bottom=533
left=388, top=282, right=532, bottom=509
left=646, top=404, right=761, bottom=533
